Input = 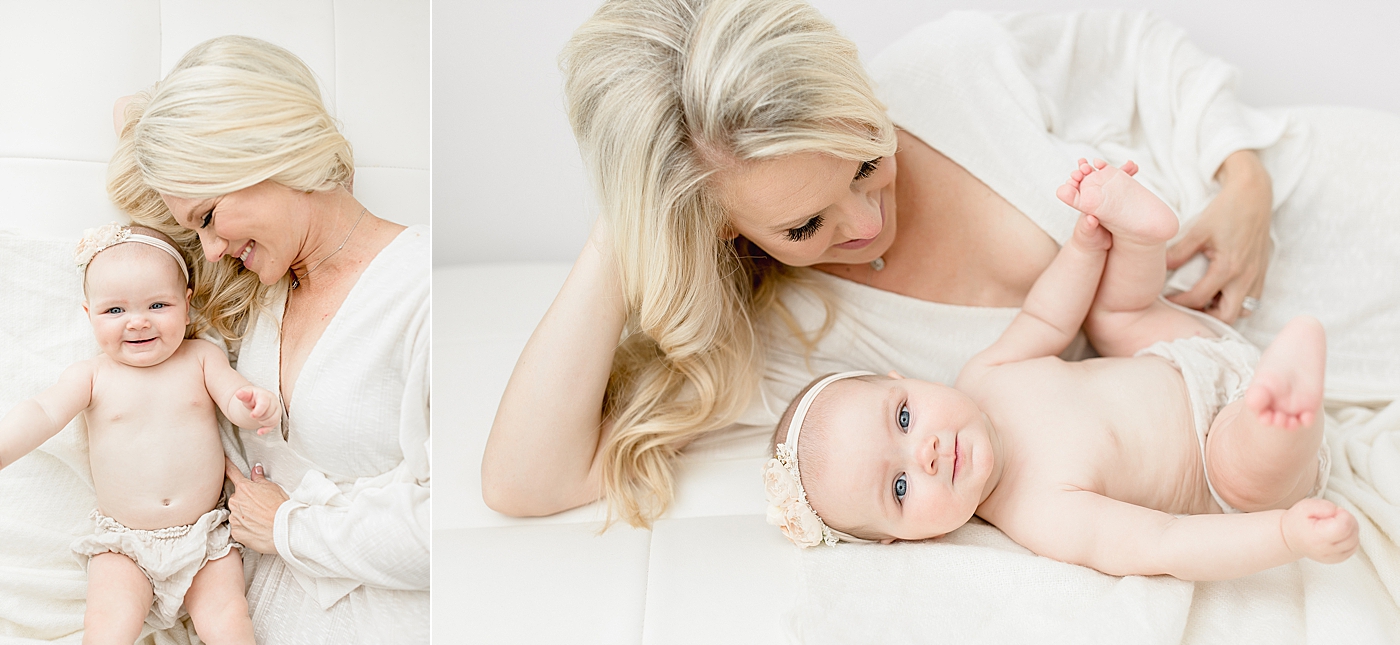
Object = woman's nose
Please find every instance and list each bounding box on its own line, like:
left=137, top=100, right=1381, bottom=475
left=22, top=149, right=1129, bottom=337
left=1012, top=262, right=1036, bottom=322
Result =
left=196, top=228, right=226, bottom=262
left=833, top=191, right=882, bottom=240
left=916, top=434, right=940, bottom=476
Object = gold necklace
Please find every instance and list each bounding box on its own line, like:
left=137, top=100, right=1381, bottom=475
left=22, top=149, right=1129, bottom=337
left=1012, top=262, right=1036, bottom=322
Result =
left=290, top=207, right=367, bottom=290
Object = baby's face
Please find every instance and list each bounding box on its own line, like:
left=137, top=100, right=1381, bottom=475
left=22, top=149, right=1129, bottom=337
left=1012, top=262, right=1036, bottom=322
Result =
left=84, top=245, right=190, bottom=367
left=806, top=375, right=995, bottom=542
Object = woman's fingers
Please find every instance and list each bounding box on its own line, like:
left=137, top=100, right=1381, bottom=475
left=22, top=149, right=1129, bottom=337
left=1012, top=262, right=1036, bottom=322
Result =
left=1165, top=228, right=1207, bottom=271
left=224, top=457, right=249, bottom=484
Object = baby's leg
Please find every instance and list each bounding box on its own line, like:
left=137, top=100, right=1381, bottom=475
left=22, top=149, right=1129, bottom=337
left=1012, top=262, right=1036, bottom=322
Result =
left=1057, top=158, right=1208, bottom=356
left=82, top=552, right=151, bottom=645
left=183, top=550, right=255, bottom=645
left=1206, top=317, right=1327, bottom=512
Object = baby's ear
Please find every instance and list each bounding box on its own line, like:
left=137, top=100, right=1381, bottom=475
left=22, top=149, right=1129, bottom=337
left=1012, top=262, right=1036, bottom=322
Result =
left=185, top=288, right=192, bottom=303
left=887, top=370, right=904, bottom=380
left=880, top=537, right=896, bottom=545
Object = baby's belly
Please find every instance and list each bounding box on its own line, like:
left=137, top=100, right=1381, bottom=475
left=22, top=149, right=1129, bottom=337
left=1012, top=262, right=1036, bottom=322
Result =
left=1090, top=359, right=1222, bottom=515
left=88, top=420, right=227, bottom=530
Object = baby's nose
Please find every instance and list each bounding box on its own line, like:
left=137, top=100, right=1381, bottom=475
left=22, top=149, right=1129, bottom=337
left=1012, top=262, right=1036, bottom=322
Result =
left=917, top=435, right=940, bottom=476
left=126, top=314, right=150, bottom=329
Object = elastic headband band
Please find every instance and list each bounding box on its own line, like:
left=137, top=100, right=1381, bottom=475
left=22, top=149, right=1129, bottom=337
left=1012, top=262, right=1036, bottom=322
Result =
left=764, top=370, right=876, bottom=547
left=75, top=223, right=190, bottom=284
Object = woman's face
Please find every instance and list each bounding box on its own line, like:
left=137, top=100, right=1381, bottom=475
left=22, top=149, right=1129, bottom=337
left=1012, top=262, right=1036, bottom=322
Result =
left=716, top=151, right=897, bottom=267
left=160, top=181, right=305, bottom=285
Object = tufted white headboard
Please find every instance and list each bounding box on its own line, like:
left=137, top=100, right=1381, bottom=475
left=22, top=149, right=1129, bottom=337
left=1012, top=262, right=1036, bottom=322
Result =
left=0, top=0, right=429, bottom=241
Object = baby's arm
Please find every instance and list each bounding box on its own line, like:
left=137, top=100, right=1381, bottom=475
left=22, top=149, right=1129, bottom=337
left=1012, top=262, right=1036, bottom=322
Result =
left=0, top=362, right=94, bottom=468
left=194, top=340, right=282, bottom=434
left=962, top=214, right=1111, bottom=376
left=1002, top=490, right=1357, bottom=581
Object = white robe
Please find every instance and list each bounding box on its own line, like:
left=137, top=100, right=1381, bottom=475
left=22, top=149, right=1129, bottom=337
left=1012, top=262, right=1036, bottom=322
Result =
left=231, top=225, right=430, bottom=644
left=748, top=11, right=1400, bottom=644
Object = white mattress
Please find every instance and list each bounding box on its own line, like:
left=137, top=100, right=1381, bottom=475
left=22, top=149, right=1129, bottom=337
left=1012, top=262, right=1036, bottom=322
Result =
left=432, top=263, right=798, bottom=643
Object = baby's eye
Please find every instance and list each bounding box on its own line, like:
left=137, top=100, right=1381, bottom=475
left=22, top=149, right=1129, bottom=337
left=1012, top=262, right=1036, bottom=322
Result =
left=894, top=473, right=907, bottom=502
left=150, top=303, right=166, bottom=310
left=104, top=307, right=124, bottom=315
left=898, top=404, right=910, bottom=431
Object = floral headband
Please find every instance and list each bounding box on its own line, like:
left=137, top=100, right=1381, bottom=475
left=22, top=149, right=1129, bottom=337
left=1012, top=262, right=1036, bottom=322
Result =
left=74, top=223, right=190, bottom=284
left=764, top=370, right=878, bottom=547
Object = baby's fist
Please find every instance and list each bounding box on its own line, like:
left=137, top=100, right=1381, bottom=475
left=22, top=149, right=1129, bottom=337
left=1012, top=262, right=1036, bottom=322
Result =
left=1282, top=498, right=1359, bottom=564
left=234, top=386, right=282, bottom=434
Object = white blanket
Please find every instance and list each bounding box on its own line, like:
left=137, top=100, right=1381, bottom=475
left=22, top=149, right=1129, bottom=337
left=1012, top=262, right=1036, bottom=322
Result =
left=0, top=235, right=199, bottom=644
left=765, top=10, right=1400, bottom=643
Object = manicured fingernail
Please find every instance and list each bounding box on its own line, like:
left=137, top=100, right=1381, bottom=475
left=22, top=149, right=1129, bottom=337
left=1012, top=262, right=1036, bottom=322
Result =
left=254, top=463, right=263, bottom=473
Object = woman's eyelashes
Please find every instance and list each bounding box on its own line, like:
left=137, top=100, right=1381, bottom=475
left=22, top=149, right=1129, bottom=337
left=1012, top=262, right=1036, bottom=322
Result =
left=200, top=209, right=213, bottom=228
left=855, top=157, right=882, bottom=181
left=785, top=214, right=824, bottom=242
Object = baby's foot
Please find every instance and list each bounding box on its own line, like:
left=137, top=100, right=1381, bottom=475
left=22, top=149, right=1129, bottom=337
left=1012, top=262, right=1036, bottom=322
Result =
left=1245, top=316, right=1326, bottom=430
left=1282, top=498, right=1358, bottom=564
left=1056, top=158, right=1178, bottom=245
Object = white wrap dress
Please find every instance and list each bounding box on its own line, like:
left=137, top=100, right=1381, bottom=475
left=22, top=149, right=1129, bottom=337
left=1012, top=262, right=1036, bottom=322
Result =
left=230, top=225, right=430, bottom=644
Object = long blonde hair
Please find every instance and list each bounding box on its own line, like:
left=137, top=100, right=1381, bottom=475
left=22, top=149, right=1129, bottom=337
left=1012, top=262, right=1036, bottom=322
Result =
left=106, top=35, right=354, bottom=340
left=562, top=0, right=896, bottom=527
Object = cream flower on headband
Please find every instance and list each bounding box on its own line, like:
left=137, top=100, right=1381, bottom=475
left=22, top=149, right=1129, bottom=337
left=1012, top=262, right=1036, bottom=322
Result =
left=73, top=223, right=130, bottom=274
left=763, top=370, right=875, bottom=548
left=73, top=222, right=190, bottom=284
left=763, top=453, right=831, bottom=547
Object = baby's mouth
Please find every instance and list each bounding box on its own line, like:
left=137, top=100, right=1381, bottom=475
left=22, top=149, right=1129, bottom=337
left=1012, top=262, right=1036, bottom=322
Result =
left=952, top=437, right=960, bottom=480
left=126, top=337, right=156, bottom=345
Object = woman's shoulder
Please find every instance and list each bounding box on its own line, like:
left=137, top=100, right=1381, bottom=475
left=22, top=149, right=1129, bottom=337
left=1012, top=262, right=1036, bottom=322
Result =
left=365, top=225, right=430, bottom=284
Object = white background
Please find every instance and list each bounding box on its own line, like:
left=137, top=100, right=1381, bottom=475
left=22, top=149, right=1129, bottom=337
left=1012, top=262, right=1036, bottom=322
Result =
left=435, top=0, right=1400, bottom=266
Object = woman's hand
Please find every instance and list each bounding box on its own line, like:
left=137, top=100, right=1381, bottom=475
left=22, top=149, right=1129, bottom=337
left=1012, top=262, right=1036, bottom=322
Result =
left=225, top=458, right=290, bottom=554
left=1165, top=150, right=1273, bottom=323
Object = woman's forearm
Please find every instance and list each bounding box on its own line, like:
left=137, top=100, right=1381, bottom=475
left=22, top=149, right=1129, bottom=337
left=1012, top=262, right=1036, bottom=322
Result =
left=481, top=233, right=627, bottom=516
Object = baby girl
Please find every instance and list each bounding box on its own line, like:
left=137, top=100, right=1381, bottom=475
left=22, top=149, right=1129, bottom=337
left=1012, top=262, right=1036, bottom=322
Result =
left=0, top=224, right=276, bottom=643
left=764, top=159, right=1358, bottom=581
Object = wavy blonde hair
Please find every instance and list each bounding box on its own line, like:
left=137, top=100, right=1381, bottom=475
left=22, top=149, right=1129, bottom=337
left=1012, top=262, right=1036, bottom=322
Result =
left=107, top=35, right=354, bottom=340
left=563, top=0, right=896, bottom=527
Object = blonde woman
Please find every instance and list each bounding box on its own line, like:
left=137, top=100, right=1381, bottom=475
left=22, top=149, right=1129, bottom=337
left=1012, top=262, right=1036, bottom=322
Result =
left=485, top=0, right=1400, bottom=532
left=108, top=36, right=429, bottom=643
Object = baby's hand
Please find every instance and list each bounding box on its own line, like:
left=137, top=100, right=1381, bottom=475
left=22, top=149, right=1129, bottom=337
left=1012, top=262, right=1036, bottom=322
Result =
left=234, top=386, right=282, bottom=436
left=1282, top=498, right=1359, bottom=564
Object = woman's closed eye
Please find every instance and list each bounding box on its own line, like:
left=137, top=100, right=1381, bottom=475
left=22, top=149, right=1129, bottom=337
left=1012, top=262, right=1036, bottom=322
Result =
left=855, top=157, right=882, bottom=181
left=785, top=214, right=824, bottom=242
left=200, top=209, right=213, bottom=229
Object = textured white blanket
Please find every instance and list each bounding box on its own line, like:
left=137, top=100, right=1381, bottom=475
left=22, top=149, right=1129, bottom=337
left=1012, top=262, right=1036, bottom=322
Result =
left=0, top=235, right=200, bottom=644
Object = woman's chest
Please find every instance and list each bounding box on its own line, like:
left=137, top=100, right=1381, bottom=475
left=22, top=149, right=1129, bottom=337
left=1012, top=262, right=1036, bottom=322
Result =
left=878, top=136, right=1059, bottom=307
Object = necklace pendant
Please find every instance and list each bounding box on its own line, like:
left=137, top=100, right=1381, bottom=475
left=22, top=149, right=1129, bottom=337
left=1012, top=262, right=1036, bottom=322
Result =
left=870, top=257, right=885, bottom=271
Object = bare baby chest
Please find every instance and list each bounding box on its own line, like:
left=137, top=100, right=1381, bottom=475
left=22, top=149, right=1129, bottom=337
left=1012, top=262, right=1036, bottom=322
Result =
left=83, top=350, right=227, bottom=529
left=978, top=355, right=1220, bottom=516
